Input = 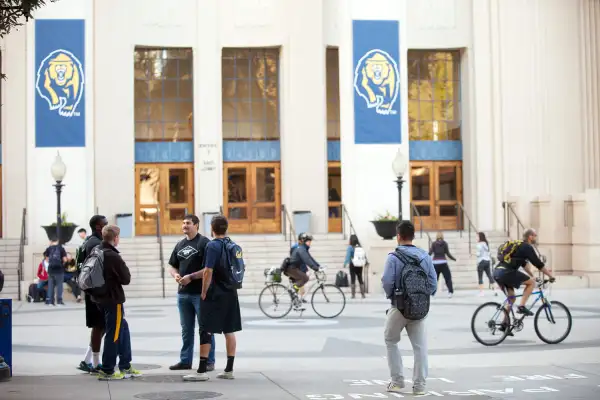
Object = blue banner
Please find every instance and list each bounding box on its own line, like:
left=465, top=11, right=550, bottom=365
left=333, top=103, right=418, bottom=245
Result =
left=352, top=20, right=401, bottom=144
left=35, top=19, right=86, bottom=147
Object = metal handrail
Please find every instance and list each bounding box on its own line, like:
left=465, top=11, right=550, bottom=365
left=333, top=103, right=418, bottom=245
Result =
left=341, top=204, right=369, bottom=293
left=17, top=208, right=27, bottom=301
left=155, top=192, right=165, bottom=299
left=456, top=202, right=478, bottom=255
left=281, top=205, right=296, bottom=248
left=410, top=203, right=432, bottom=247
left=502, top=201, right=526, bottom=239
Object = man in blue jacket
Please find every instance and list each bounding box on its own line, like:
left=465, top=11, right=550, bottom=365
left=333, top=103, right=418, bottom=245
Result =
left=381, top=220, right=437, bottom=396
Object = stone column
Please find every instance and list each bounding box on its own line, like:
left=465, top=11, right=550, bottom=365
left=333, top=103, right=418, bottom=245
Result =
left=279, top=0, right=328, bottom=233
left=579, top=0, right=600, bottom=190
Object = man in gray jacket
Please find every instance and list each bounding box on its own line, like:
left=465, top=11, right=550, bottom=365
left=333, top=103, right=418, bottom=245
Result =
left=287, top=233, right=320, bottom=291
left=381, top=220, right=437, bottom=395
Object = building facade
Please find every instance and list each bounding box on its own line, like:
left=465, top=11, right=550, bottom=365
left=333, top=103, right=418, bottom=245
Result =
left=1, top=0, right=599, bottom=276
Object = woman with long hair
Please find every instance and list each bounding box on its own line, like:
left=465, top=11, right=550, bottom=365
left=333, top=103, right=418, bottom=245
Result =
left=343, top=234, right=366, bottom=299
left=429, top=232, right=456, bottom=298
left=476, top=232, right=497, bottom=296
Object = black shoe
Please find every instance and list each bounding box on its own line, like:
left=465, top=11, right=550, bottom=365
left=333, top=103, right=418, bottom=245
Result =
left=169, top=362, right=192, bottom=370
left=77, top=361, right=93, bottom=373
left=206, top=364, right=215, bottom=372
left=498, top=324, right=514, bottom=337
left=517, top=306, right=534, bottom=316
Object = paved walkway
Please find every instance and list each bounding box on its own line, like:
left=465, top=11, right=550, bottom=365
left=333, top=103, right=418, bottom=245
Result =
left=2, top=288, right=600, bottom=399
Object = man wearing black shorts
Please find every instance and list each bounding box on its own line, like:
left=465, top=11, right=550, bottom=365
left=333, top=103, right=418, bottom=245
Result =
left=77, top=215, right=108, bottom=373
left=493, top=228, right=555, bottom=316
left=183, top=215, right=242, bottom=382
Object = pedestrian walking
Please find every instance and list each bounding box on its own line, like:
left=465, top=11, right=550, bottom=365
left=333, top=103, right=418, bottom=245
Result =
left=382, top=220, right=437, bottom=395
left=168, top=214, right=216, bottom=371
left=476, top=232, right=497, bottom=296
left=429, top=232, right=456, bottom=298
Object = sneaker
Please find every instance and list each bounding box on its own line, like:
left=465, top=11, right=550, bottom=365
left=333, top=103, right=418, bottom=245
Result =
left=517, top=306, right=534, bottom=316
left=121, top=367, right=142, bottom=378
left=413, top=388, right=426, bottom=395
left=169, top=362, right=192, bottom=370
left=183, top=372, right=209, bottom=382
left=77, top=361, right=93, bottom=373
left=91, top=364, right=102, bottom=374
left=57, top=301, right=65, bottom=306
left=448, top=293, right=453, bottom=299
left=206, top=364, right=215, bottom=372
left=98, top=371, right=125, bottom=381
left=386, top=381, right=405, bottom=392
left=478, top=291, right=485, bottom=297
left=216, top=371, right=235, bottom=380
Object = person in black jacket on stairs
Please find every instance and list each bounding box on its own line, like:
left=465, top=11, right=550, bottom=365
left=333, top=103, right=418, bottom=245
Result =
left=429, top=232, right=456, bottom=298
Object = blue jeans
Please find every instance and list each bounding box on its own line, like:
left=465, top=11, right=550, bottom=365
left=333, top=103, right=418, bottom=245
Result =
left=46, top=270, right=64, bottom=303
left=100, top=303, right=132, bottom=374
left=178, top=293, right=215, bottom=366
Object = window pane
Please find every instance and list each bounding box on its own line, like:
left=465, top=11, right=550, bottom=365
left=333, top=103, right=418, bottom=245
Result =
left=168, top=169, right=188, bottom=203
left=408, top=100, right=420, bottom=121
left=134, top=47, right=193, bottom=142
left=138, top=167, right=160, bottom=205
left=149, top=80, right=164, bottom=101
left=411, top=166, right=430, bottom=201
left=227, top=168, right=247, bottom=202
left=409, top=120, right=420, bottom=140
left=149, top=102, right=164, bottom=121
left=419, top=121, right=434, bottom=140
left=438, top=166, right=457, bottom=200
left=180, top=79, right=193, bottom=99
left=419, top=101, right=433, bottom=121
left=221, top=48, right=280, bottom=140
left=254, top=167, right=275, bottom=202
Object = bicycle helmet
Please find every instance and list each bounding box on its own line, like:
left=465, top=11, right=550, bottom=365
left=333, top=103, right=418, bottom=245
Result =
left=299, top=232, right=313, bottom=243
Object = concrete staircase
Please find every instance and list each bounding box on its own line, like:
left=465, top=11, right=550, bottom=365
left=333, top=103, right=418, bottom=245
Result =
left=432, top=230, right=509, bottom=290
left=117, top=233, right=350, bottom=298
left=0, top=239, right=22, bottom=300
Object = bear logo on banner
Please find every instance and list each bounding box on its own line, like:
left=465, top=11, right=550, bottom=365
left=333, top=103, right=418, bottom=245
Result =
left=354, top=49, right=400, bottom=116
left=35, top=49, right=85, bottom=118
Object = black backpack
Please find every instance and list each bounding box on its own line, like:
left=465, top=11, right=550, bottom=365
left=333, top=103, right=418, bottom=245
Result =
left=335, top=270, right=349, bottom=288
left=47, top=245, right=63, bottom=272
left=391, top=250, right=431, bottom=321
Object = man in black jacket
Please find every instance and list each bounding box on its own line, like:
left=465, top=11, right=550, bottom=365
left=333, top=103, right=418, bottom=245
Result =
left=77, top=215, right=108, bottom=373
left=94, top=224, right=141, bottom=381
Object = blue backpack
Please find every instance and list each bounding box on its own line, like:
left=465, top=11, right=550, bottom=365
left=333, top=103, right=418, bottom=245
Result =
left=219, top=237, right=245, bottom=289
left=48, top=245, right=63, bottom=270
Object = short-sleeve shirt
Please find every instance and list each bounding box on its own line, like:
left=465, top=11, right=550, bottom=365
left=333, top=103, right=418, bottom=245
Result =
left=169, top=233, right=210, bottom=294
left=204, top=239, right=235, bottom=292
left=43, top=245, right=67, bottom=269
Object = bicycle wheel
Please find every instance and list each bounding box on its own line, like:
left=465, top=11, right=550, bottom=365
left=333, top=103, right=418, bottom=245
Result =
left=471, top=302, right=511, bottom=346
left=258, top=284, right=293, bottom=319
left=534, top=300, right=572, bottom=344
left=311, top=284, right=346, bottom=318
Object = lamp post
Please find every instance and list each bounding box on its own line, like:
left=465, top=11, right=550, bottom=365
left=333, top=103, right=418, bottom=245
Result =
left=50, top=152, right=67, bottom=243
left=392, top=149, right=407, bottom=221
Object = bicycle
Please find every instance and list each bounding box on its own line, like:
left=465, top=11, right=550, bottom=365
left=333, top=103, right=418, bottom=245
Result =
left=258, top=266, right=346, bottom=319
left=471, top=278, right=572, bottom=346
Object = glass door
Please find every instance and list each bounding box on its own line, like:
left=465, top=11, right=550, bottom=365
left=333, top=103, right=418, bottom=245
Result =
left=224, top=164, right=251, bottom=233
left=135, top=163, right=194, bottom=235
left=410, top=162, right=435, bottom=231
left=135, top=165, right=161, bottom=236
left=223, top=162, right=281, bottom=233
left=327, top=162, right=342, bottom=233
left=434, top=162, right=462, bottom=230
left=163, top=166, right=195, bottom=235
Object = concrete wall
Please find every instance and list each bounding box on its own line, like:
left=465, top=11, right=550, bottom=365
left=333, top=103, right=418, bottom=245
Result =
left=0, top=0, right=599, bottom=266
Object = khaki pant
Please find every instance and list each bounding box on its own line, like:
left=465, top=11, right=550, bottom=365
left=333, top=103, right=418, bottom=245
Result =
left=384, top=307, right=428, bottom=390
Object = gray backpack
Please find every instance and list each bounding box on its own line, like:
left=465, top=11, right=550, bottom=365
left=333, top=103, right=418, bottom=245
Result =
left=392, top=250, right=431, bottom=320
left=77, top=246, right=106, bottom=296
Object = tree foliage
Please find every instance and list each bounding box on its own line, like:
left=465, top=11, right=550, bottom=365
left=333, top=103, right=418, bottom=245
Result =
left=1, top=0, right=57, bottom=79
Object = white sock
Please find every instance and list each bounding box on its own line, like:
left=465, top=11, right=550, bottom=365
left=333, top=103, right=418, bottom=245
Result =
left=92, top=352, right=100, bottom=367
left=84, top=346, right=93, bottom=364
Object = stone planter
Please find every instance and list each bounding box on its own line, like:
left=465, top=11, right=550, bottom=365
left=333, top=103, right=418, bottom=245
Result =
left=371, top=220, right=397, bottom=240
left=41, top=225, right=77, bottom=244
